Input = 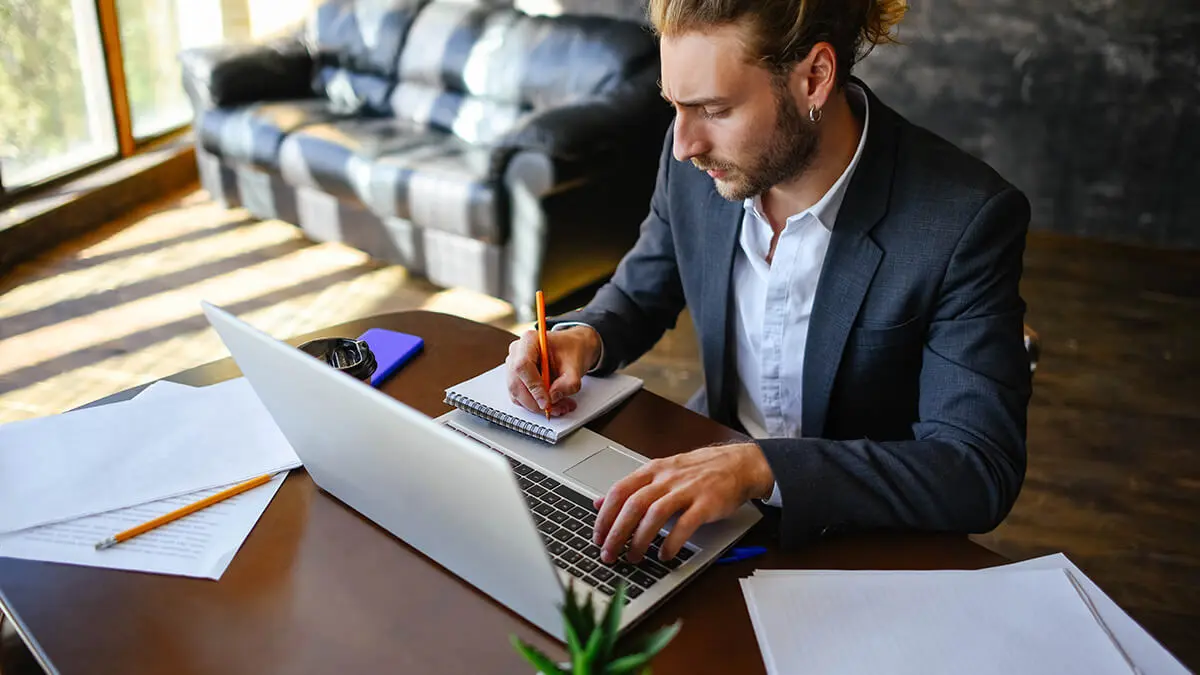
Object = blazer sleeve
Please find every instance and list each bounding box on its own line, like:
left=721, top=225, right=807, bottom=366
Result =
left=758, top=187, right=1033, bottom=544
left=546, top=128, right=688, bottom=374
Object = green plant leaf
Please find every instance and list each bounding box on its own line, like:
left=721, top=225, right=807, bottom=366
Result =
left=603, top=621, right=681, bottom=675
left=598, top=582, right=627, bottom=663
left=562, top=581, right=585, bottom=656
left=580, top=587, right=597, bottom=638
left=582, top=612, right=607, bottom=667
left=565, top=617, right=584, bottom=663
left=511, top=635, right=569, bottom=675
left=573, top=647, right=595, bottom=675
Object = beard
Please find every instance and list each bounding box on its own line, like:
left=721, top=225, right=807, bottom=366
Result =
left=693, top=84, right=819, bottom=202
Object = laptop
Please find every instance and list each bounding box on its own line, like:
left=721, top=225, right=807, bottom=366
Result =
left=200, top=302, right=761, bottom=640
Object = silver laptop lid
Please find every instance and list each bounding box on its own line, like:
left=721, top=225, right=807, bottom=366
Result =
left=200, top=302, right=568, bottom=639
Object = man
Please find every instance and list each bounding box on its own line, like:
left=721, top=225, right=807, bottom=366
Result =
left=505, top=0, right=1031, bottom=567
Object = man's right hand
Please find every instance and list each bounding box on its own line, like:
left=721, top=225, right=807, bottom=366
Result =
left=505, top=325, right=602, bottom=417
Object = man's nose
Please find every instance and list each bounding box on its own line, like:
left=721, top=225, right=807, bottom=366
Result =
left=672, top=116, right=708, bottom=163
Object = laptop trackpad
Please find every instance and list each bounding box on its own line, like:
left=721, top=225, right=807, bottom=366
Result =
left=564, top=447, right=644, bottom=494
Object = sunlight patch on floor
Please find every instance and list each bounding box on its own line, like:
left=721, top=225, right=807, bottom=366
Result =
left=0, top=244, right=375, bottom=379
left=0, top=220, right=300, bottom=320
left=419, top=288, right=516, bottom=328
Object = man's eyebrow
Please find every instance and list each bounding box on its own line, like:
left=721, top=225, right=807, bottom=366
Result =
left=659, top=90, right=729, bottom=108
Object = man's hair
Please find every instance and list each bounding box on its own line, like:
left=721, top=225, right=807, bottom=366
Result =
left=647, top=0, right=907, bottom=86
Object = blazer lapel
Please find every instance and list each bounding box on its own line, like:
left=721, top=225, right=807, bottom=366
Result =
left=802, top=81, right=897, bottom=437
left=700, top=186, right=743, bottom=426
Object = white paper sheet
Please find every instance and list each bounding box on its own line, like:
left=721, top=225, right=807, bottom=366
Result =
left=750, top=554, right=1189, bottom=675
left=0, top=472, right=287, bottom=580
left=0, top=377, right=301, bottom=533
left=991, top=554, right=1189, bottom=675
left=740, top=567, right=1136, bottom=675
left=133, top=379, right=197, bottom=401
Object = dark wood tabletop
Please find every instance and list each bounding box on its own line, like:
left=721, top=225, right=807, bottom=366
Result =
left=0, top=310, right=1007, bottom=675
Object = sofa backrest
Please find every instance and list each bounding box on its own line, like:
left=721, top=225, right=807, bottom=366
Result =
left=307, top=0, right=429, bottom=115
left=389, top=1, right=659, bottom=143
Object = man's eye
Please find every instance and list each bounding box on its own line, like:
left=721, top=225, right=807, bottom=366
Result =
left=700, top=108, right=728, bottom=119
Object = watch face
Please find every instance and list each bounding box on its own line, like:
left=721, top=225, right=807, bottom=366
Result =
left=298, top=337, right=377, bottom=382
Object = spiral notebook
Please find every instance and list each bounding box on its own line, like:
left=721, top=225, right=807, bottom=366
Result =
left=443, top=365, right=643, bottom=444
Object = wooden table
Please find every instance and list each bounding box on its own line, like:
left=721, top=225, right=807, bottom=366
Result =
left=0, top=311, right=1007, bottom=674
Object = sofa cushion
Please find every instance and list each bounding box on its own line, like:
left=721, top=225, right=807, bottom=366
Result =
left=278, top=118, right=501, bottom=242
left=388, top=81, right=525, bottom=144
left=198, top=99, right=346, bottom=169
left=387, top=2, right=656, bottom=138
left=311, top=66, right=396, bottom=115
left=307, top=0, right=427, bottom=79
left=306, top=0, right=430, bottom=114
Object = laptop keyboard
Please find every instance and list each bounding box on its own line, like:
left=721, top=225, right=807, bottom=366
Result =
left=445, top=424, right=696, bottom=603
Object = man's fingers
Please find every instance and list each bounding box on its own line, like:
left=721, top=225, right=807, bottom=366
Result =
left=508, top=380, right=542, bottom=413
left=505, top=333, right=548, bottom=411
left=548, top=397, right=577, bottom=417
left=659, top=503, right=711, bottom=561
left=600, top=482, right=668, bottom=564
left=593, top=470, right=653, bottom=550
left=627, top=491, right=689, bottom=563
left=548, top=369, right=582, bottom=403
left=511, top=335, right=550, bottom=409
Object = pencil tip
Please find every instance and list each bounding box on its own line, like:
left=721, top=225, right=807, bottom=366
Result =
left=95, top=537, right=117, bottom=551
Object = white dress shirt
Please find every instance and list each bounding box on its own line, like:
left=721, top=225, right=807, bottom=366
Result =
left=739, top=83, right=870, bottom=507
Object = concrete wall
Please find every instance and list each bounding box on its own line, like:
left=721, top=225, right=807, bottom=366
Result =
left=544, top=0, right=1200, bottom=249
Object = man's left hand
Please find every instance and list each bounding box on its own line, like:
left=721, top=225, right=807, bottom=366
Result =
left=592, top=442, right=775, bottom=564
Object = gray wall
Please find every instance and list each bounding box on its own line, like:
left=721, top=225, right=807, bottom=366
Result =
left=554, top=0, right=1200, bottom=249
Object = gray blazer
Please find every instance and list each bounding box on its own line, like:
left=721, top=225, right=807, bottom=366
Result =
left=550, top=80, right=1032, bottom=547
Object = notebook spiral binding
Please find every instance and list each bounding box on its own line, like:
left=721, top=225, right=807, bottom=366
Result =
left=443, top=392, right=555, bottom=443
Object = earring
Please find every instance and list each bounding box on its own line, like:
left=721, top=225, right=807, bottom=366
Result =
left=809, top=105, right=823, bottom=124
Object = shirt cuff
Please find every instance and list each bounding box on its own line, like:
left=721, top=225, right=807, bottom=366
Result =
left=549, top=321, right=604, bottom=374
left=761, top=481, right=783, bottom=508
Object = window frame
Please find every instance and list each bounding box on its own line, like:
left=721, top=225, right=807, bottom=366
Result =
left=0, top=0, right=197, bottom=211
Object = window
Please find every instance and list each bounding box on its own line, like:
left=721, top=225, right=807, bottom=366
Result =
left=117, top=0, right=226, bottom=140
left=0, top=0, right=119, bottom=189
left=0, top=0, right=235, bottom=199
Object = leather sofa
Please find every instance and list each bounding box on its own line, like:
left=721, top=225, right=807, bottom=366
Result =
left=180, top=0, right=672, bottom=320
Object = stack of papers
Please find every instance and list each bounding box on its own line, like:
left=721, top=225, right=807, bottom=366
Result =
left=741, top=553, right=1189, bottom=675
left=0, top=379, right=300, bottom=579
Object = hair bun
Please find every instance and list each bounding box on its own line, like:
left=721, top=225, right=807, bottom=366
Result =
left=865, top=0, right=907, bottom=45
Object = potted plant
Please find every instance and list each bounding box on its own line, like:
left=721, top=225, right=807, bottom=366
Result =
left=511, top=581, right=681, bottom=675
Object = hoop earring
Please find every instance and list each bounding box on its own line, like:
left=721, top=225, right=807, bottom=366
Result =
left=809, top=105, right=823, bottom=124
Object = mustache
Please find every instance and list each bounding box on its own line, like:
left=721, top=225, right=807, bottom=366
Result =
left=692, top=157, right=736, bottom=172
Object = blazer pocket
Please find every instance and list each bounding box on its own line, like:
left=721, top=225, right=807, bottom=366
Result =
left=850, top=315, right=924, bottom=350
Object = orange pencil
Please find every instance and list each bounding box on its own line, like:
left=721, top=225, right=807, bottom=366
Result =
left=535, top=290, right=551, bottom=419
left=94, top=473, right=276, bottom=550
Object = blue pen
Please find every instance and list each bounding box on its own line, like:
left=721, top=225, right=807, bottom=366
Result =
left=716, top=545, right=768, bottom=564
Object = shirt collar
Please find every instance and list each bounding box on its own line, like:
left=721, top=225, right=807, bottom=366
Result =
left=742, top=81, right=870, bottom=232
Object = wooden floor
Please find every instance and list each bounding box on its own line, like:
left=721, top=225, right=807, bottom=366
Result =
left=1, top=188, right=1197, bottom=671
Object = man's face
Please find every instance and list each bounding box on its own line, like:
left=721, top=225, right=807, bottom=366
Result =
left=661, top=24, right=818, bottom=201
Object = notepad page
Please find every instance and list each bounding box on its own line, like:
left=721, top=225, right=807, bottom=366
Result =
left=740, top=568, right=1136, bottom=675
left=446, top=365, right=643, bottom=441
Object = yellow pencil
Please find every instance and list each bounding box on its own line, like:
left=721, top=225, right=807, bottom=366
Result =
left=94, top=473, right=276, bottom=550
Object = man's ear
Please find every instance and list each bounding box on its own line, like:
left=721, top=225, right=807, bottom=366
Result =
left=789, top=41, right=838, bottom=111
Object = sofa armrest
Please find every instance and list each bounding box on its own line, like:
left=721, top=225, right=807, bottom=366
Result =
left=489, top=67, right=672, bottom=183
left=179, top=36, right=315, bottom=111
